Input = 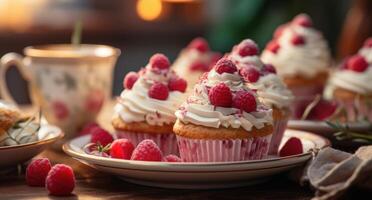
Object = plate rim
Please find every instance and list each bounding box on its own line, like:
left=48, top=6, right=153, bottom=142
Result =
left=63, top=129, right=330, bottom=168
left=0, top=124, right=64, bottom=150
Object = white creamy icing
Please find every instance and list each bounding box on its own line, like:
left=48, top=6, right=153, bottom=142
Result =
left=115, top=66, right=186, bottom=126
left=175, top=70, right=273, bottom=131
left=229, top=53, right=264, bottom=68
left=261, top=23, right=331, bottom=78
left=248, top=74, right=294, bottom=109
left=330, top=67, right=372, bottom=95
left=172, top=49, right=214, bottom=90
left=359, top=47, right=372, bottom=64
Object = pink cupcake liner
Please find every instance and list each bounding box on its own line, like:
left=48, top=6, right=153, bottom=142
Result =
left=335, top=98, right=372, bottom=122
left=176, top=135, right=272, bottom=162
left=116, top=131, right=179, bottom=156
left=268, top=118, right=289, bottom=155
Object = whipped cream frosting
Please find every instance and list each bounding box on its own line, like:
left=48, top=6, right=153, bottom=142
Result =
left=175, top=69, right=273, bottom=132
left=115, top=64, right=186, bottom=126
left=330, top=67, right=372, bottom=94
left=261, top=19, right=331, bottom=78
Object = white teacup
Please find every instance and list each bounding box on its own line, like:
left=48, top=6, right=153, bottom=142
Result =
left=0, top=44, right=120, bottom=139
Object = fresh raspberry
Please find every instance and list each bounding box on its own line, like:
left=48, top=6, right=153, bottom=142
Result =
left=78, top=122, right=100, bottom=136
left=163, top=154, right=181, bottom=162
left=262, top=64, right=277, bottom=74
left=188, top=37, right=209, bottom=53
left=46, top=164, right=75, bottom=196
left=90, top=127, right=114, bottom=147
left=347, top=55, right=368, bottom=72
left=190, top=61, right=209, bottom=72
left=232, top=91, right=256, bottom=113
left=307, top=99, right=338, bottom=120
left=215, top=58, right=237, bottom=74
left=52, top=101, right=69, bottom=120
left=148, top=82, right=169, bottom=100
left=292, top=14, right=313, bottom=27
left=131, top=139, right=162, bottom=161
left=26, top=158, right=52, bottom=187
left=291, top=34, right=305, bottom=45
left=279, top=137, right=303, bottom=157
left=266, top=40, right=280, bottom=54
left=274, top=24, right=287, bottom=38
left=168, top=77, right=187, bottom=93
left=239, top=66, right=260, bottom=83
left=123, top=72, right=139, bottom=89
left=208, top=83, right=232, bottom=107
left=364, top=37, right=372, bottom=47
left=110, top=139, right=135, bottom=160
left=237, top=39, right=259, bottom=56
left=149, top=53, right=170, bottom=70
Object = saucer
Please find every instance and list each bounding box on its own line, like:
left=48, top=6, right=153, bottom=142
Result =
left=0, top=124, right=63, bottom=168
left=63, top=129, right=329, bottom=189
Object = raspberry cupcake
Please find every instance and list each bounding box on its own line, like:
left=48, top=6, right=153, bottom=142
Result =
left=261, top=14, right=331, bottom=117
left=329, top=38, right=372, bottom=122
left=174, top=58, right=273, bottom=162
left=228, top=39, right=293, bottom=155
left=112, top=54, right=187, bottom=155
left=172, top=37, right=221, bottom=91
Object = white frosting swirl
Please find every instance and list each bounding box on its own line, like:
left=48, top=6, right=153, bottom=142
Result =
left=330, top=67, right=372, bottom=95
left=115, top=67, right=186, bottom=126
left=248, top=74, right=293, bottom=109
left=359, top=46, right=372, bottom=63
left=229, top=53, right=264, bottom=68
left=261, top=23, right=331, bottom=78
left=175, top=70, right=273, bottom=131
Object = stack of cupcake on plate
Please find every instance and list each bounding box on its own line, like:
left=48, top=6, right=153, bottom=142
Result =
left=112, top=53, right=188, bottom=155
left=328, top=37, right=372, bottom=122
left=228, top=39, right=294, bottom=155
left=261, top=13, right=331, bottom=117
left=172, top=37, right=221, bottom=91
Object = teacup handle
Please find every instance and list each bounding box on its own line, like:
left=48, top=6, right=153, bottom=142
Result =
left=0, top=53, right=30, bottom=105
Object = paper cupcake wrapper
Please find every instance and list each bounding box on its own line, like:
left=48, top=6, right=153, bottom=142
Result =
left=268, top=118, right=289, bottom=155
left=176, top=135, right=272, bottom=162
left=116, top=131, right=179, bottom=156
left=334, top=98, right=372, bottom=122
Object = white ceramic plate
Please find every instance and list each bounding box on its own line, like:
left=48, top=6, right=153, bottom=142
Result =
left=288, top=120, right=371, bottom=135
left=0, top=124, right=63, bottom=169
left=63, top=129, right=329, bottom=189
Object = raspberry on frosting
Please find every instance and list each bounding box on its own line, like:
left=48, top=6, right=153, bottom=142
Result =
left=232, top=91, right=257, bottom=113
left=215, top=58, right=238, bottom=74
left=187, top=37, right=210, bottom=53
left=168, top=77, right=187, bottom=93
left=292, top=13, right=313, bottom=27
left=291, top=34, right=305, bottom=45
left=237, top=39, right=259, bottom=57
left=208, top=83, right=233, bottom=107
left=148, top=82, right=169, bottom=100
left=266, top=40, right=280, bottom=54
left=262, top=64, right=277, bottom=74
left=347, top=55, right=368, bottom=72
left=123, top=72, right=139, bottom=89
left=149, top=53, right=170, bottom=70
left=239, top=66, right=260, bottom=83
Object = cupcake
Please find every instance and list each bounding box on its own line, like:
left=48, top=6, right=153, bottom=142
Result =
left=112, top=54, right=187, bottom=155
left=172, top=37, right=221, bottom=91
left=174, top=58, right=273, bottom=162
left=228, top=39, right=294, bottom=155
left=261, top=14, right=331, bottom=117
left=329, top=38, right=372, bottom=122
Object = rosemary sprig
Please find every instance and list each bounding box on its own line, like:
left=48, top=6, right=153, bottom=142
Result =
left=326, top=121, right=372, bottom=143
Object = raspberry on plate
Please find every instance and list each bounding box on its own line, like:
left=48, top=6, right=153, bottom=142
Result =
left=110, top=139, right=135, bottom=160
left=232, top=91, right=257, bottom=113
left=239, top=66, right=260, bottom=83
left=208, top=83, right=233, bottom=107
left=90, top=127, right=114, bottom=147
left=168, top=77, right=187, bottom=93
left=26, top=158, right=52, bottom=187
left=188, top=37, right=209, bottom=53
left=148, top=82, right=169, bottom=100
left=164, top=154, right=182, bottom=162
left=150, top=53, right=170, bottom=70
left=46, top=164, right=75, bottom=196
left=131, top=139, right=163, bottom=161
left=279, top=137, right=303, bottom=157
left=347, top=55, right=368, bottom=72
left=215, top=58, right=237, bottom=74
left=237, top=39, right=259, bottom=57
left=123, top=72, right=139, bottom=89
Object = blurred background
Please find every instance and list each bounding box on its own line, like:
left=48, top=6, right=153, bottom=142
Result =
left=0, top=0, right=371, bottom=103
